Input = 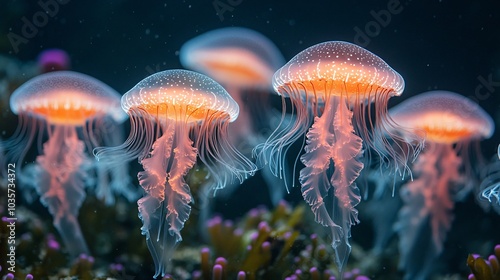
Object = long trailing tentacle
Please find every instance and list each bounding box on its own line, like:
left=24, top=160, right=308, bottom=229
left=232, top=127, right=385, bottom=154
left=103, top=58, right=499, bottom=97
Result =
left=300, top=96, right=363, bottom=275
left=329, top=98, right=363, bottom=272
left=396, top=143, right=464, bottom=280
left=137, top=119, right=197, bottom=278
left=34, top=125, right=90, bottom=258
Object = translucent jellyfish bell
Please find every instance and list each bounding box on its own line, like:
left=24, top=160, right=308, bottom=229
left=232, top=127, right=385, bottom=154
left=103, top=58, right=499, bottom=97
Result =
left=273, top=40, right=405, bottom=100
left=180, top=27, right=285, bottom=91
left=95, top=69, right=256, bottom=278
left=389, top=91, right=494, bottom=143
left=256, top=41, right=423, bottom=274
left=10, top=71, right=125, bottom=125
left=180, top=27, right=288, bottom=207
left=4, top=70, right=129, bottom=258
left=389, top=90, right=493, bottom=280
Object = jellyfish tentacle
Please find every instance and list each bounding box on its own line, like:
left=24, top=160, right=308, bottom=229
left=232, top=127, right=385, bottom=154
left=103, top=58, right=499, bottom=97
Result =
left=481, top=182, right=500, bottom=214
left=35, top=126, right=90, bottom=257
left=300, top=99, right=337, bottom=228
left=166, top=122, right=196, bottom=238
left=299, top=96, right=363, bottom=273
left=225, top=85, right=258, bottom=150
left=137, top=121, right=196, bottom=278
left=480, top=151, right=500, bottom=213
left=330, top=98, right=363, bottom=272
left=256, top=88, right=311, bottom=190
left=93, top=117, right=137, bottom=205
left=395, top=145, right=438, bottom=277
left=138, top=122, right=174, bottom=278
left=138, top=122, right=174, bottom=197
left=432, top=144, right=463, bottom=252
left=396, top=143, right=464, bottom=279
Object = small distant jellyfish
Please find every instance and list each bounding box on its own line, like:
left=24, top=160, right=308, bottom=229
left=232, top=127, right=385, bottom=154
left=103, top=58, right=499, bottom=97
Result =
left=256, top=41, right=422, bottom=274
left=37, top=48, right=71, bottom=73
left=389, top=91, right=494, bottom=280
left=94, top=69, right=256, bottom=278
left=180, top=27, right=287, bottom=205
left=2, top=71, right=129, bottom=258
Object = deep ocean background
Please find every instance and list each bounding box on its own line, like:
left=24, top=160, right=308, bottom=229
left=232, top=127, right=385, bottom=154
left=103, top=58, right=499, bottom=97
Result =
left=3, top=0, right=500, bottom=146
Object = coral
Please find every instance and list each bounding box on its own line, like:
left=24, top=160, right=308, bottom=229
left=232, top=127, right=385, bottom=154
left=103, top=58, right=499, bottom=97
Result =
left=70, top=254, right=95, bottom=280
left=467, top=244, right=500, bottom=280
left=199, top=200, right=371, bottom=280
left=0, top=186, right=148, bottom=280
left=201, top=201, right=304, bottom=279
left=0, top=181, right=387, bottom=280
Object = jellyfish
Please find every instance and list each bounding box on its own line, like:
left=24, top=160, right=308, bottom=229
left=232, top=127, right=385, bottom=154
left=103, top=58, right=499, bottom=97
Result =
left=255, top=41, right=422, bottom=274
left=389, top=91, right=494, bottom=280
left=94, top=69, right=256, bottom=278
left=37, top=48, right=71, bottom=73
left=2, top=70, right=128, bottom=258
left=180, top=27, right=287, bottom=205
left=479, top=143, right=500, bottom=214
